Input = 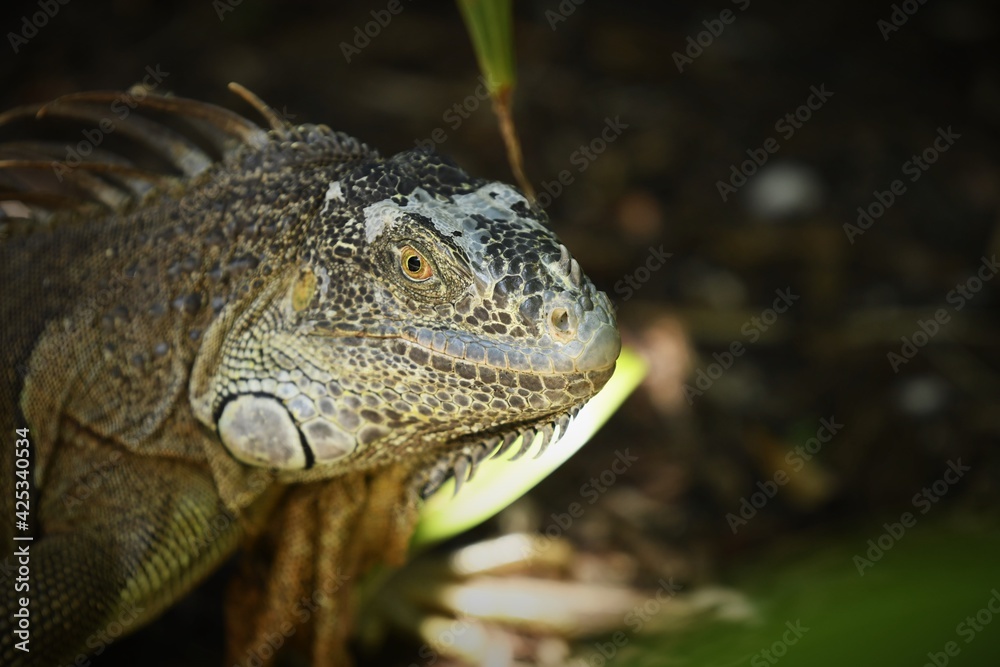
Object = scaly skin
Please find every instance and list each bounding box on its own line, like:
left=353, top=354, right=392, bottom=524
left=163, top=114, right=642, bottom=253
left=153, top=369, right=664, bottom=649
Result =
left=0, top=89, right=619, bottom=666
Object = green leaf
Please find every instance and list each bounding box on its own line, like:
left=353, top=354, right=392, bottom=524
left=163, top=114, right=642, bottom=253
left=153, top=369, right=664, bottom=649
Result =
left=412, top=346, right=647, bottom=548
left=456, top=0, right=515, bottom=97
left=456, top=0, right=534, bottom=198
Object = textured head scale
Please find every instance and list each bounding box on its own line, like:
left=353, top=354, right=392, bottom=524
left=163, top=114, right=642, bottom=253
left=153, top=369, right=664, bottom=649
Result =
left=194, top=139, right=619, bottom=489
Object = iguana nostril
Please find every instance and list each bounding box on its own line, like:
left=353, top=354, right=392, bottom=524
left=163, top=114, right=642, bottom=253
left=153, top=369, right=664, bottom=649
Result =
left=549, top=307, right=575, bottom=339
left=551, top=308, right=569, bottom=331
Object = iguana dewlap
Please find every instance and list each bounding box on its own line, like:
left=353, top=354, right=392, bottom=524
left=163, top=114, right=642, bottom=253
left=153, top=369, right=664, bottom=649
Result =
left=0, top=85, right=619, bottom=666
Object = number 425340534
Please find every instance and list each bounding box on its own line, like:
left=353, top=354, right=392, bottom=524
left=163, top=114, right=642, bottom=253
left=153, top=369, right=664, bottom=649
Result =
left=14, top=428, right=30, bottom=528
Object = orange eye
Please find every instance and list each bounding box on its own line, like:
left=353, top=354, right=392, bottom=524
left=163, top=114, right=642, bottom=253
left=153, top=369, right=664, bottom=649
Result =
left=400, top=245, right=433, bottom=282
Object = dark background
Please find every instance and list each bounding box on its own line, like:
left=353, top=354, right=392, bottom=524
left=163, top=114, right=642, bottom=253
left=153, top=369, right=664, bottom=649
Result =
left=3, top=1, right=999, bottom=665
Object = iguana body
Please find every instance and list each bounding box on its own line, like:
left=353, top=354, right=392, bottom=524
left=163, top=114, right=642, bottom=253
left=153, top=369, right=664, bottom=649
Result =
left=0, top=87, right=619, bottom=666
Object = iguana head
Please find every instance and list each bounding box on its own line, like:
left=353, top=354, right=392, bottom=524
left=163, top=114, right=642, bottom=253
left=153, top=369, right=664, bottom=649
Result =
left=0, top=86, right=617, bottom=491
left=193, top=144, right=619, bottom=490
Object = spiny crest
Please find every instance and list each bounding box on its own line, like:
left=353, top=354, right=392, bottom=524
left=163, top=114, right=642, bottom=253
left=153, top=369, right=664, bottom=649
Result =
left=0, top=83, right=372, bottom=228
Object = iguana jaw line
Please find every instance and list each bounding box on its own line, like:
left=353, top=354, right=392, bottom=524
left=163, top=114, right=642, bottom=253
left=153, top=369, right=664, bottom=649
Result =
left=416, top=404, right=589, bottom=499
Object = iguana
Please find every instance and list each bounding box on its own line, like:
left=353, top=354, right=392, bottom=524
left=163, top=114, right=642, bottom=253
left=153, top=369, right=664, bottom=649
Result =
left=0, top=84, right=619, bottom=666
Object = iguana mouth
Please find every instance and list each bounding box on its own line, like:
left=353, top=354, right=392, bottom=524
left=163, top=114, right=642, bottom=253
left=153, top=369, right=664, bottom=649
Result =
left=416, top=404, right=586, bottom=499
left=397, top=323, right=620, bottom=375
left=305, top=316, right=620, bottom=374
left=400, top=306, right=621, bottom=375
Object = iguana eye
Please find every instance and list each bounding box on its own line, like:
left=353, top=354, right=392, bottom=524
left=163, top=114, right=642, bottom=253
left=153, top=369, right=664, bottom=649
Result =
left=400, top=245, right=433, bottom=282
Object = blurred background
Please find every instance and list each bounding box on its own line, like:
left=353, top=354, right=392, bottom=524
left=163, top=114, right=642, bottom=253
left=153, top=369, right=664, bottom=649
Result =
left=2, top=0, right=999, bottom=665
